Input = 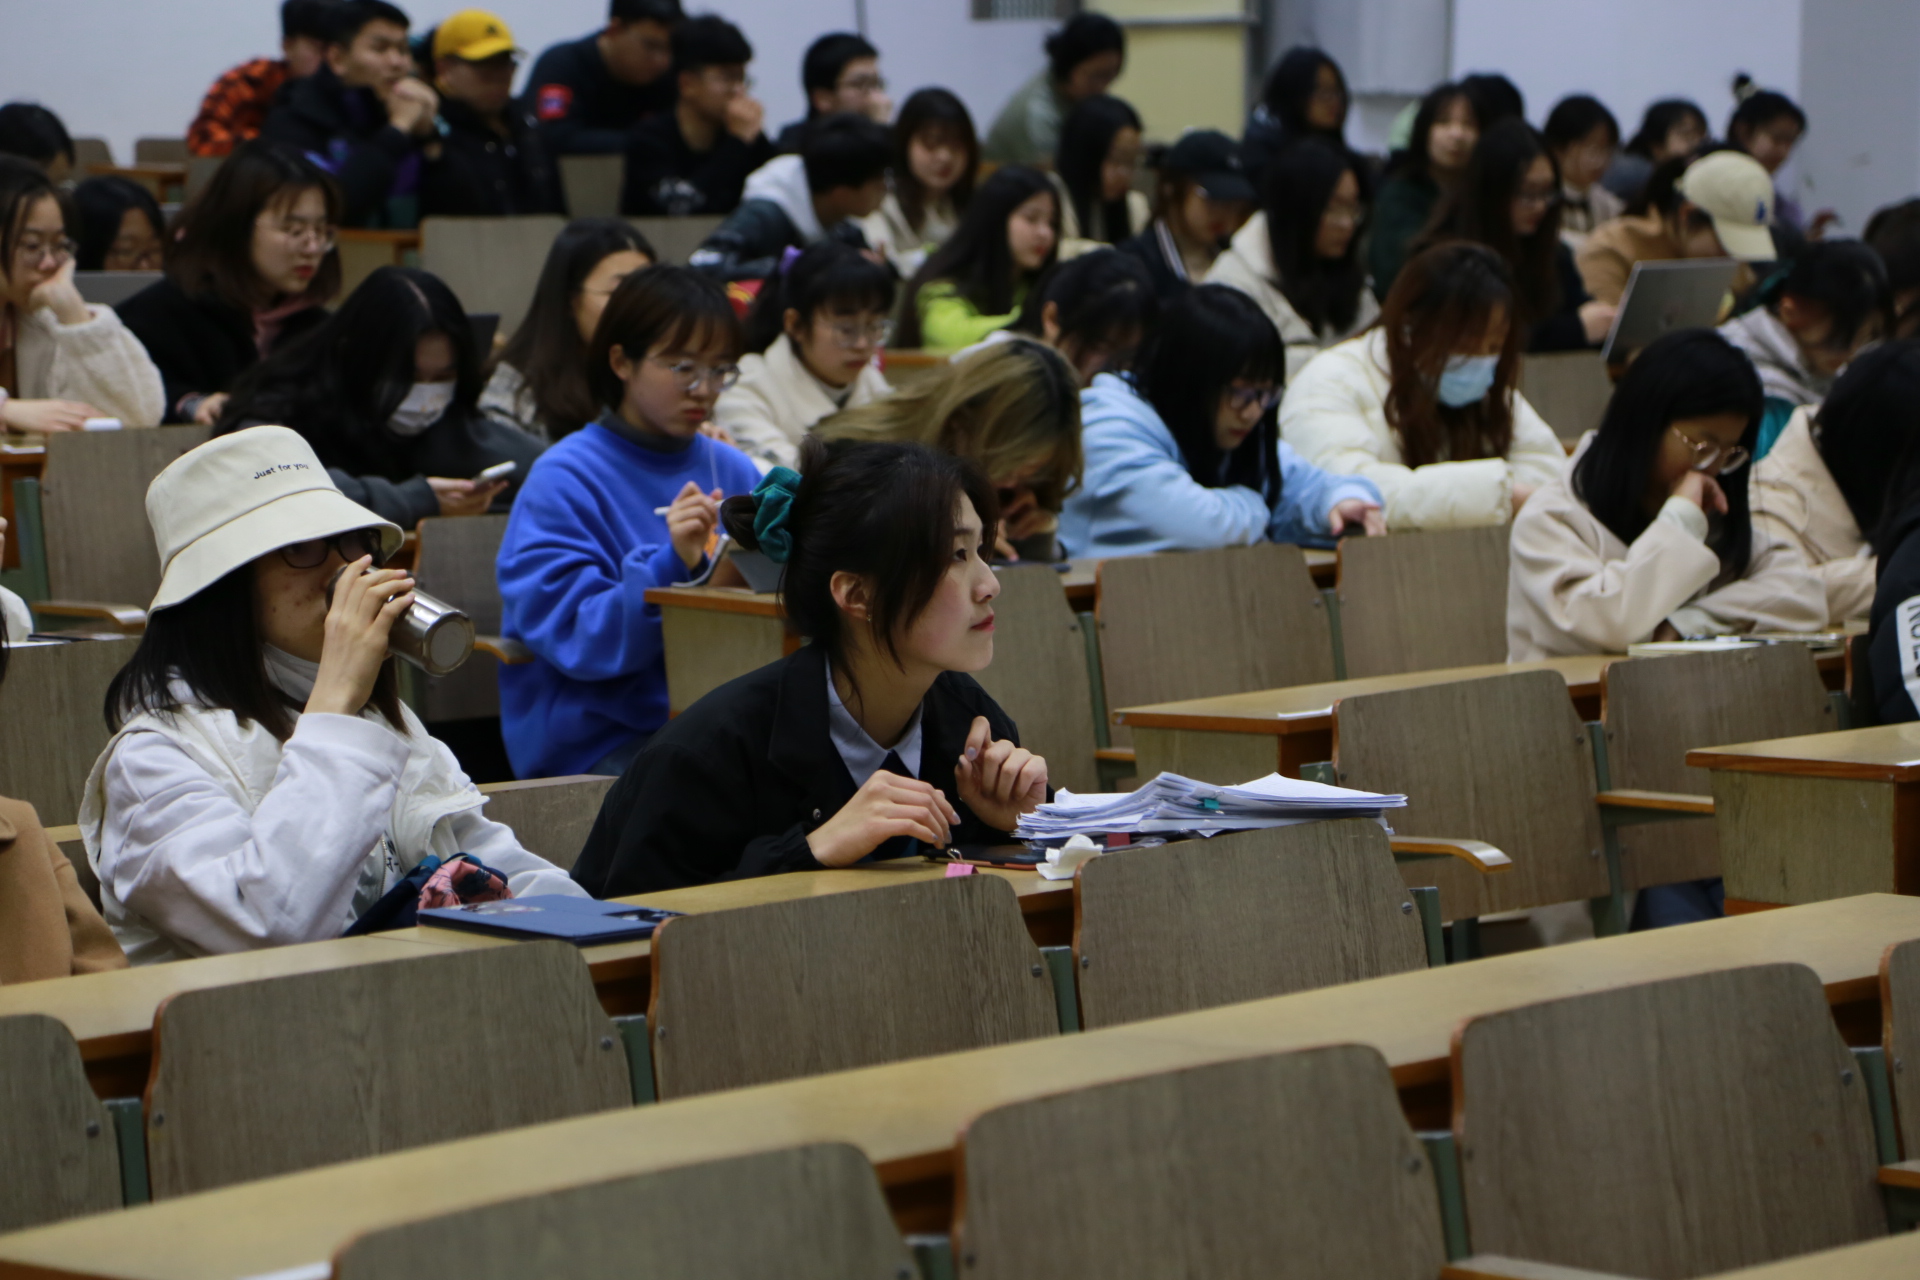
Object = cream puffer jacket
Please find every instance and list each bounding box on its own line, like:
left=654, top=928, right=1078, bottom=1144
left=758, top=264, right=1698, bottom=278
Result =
left=12, top=301, right=164, bottom=426
left=1203, top=213, right=1379, bottom=383
left=713, top=334, right=892, bottom=473
left=1750, top=405, right=1874, bottom=625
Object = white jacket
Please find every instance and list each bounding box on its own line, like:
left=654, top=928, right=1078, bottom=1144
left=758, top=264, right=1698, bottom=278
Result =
left=1203, top=213, right=1379, bottom=383
left=714, top=335, right=891, bottom=472
left=1279, top=330, right=1565, bottom=530
left=1507, top=435, right=1826, bottom=660
left=857, top=191, right=957, bottom=280
left=81, top=647, right=583, bottom=965
left=1751, top=405, right=1875, bottom=624
left=13, top=301, right=164, bottom=426
left=0, top=585, right=30, bottom=641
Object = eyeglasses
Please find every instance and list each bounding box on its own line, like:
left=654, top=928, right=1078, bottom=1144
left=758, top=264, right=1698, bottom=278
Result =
left=1669, top=424, right=1750, bottom=475
left=825, top=318, right=890, bottom=349
left=1514, top=185, right=1561, bottom=210
left=649, top=356, right=741, bottom=393
left=259, top=217, right=337, bottom=252
left=278, top=529, right=388, bottom=570
left=13, top=235, right=75, bottom=266
left=1227, top=384, right=1282, bottom=414
left=840, top=73, right=886, bottom=94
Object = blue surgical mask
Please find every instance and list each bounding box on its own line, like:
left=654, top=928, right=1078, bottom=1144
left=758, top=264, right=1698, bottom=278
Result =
left=1436, top=354, right=1499, bottom=407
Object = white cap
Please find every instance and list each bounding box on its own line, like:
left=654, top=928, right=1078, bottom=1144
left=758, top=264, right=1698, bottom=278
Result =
left=1676, top=151, right=1778, bottom=262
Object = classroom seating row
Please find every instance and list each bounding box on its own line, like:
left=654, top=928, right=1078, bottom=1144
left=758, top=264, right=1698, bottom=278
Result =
left=5, top=892, right=1920, bottom=1279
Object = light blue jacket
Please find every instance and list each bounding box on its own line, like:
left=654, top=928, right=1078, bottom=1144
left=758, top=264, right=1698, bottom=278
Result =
left=1058, top=373, right=1381, bottom=558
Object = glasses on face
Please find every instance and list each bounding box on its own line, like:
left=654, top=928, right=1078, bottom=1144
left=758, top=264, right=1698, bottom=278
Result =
left=107, top=239, right=164, bottom=270
left=278, top=529, right=388, bottom=570
left=824, top=317, right=890, bottom=349
left=13, top=235, right=75, bottom=267
left=649, top=355, right=741, bottom=393
left=1514, top=185, right=1561, bottom=210
left=1227, top=384, right=1281, bottom=414
left=840, top=72, right=886, bottom=94
left=260, top=217, right=337, bottom=252
left=1669, top=424, right=1750, bottom=475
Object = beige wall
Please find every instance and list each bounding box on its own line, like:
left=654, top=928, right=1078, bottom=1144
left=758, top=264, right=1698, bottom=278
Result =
left=1091, top=0, right=1251, bottom=141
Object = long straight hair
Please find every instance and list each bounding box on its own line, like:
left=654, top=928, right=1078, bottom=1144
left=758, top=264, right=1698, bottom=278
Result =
left=896, top=165, right=1058, bottom=349
left=1260, top=47, right=1348, bottom=144
left=1263, top=137, right=1366, bottom=335
left=1414, top=119, right=1564, bottom=339
left=1377, top=242, right=1521, bottom=467
left=1814, top=340, right=1920, bottom=541
left=1056, top=94, right=1141, bottom=242
left=1135, top=284, right=1287, bottom=503
left=1571, top=328, right=1761, bottom=579
left=1386, top=83, right=1478, bottom=182
left=892, top=88, right=978, bottom=236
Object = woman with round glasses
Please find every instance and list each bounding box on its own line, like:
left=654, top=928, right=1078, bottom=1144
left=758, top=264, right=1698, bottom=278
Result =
left=496, top=265, right=761, bottom=780
left=119, top=141, right=342, bottom=426
left=0, top=156, right=163, bottom=431
left=1508, top=328, right=1823, bottom=661
left=1059, top=284, right=1381, bottom=558
left=716, top=240, right=895, bottom=472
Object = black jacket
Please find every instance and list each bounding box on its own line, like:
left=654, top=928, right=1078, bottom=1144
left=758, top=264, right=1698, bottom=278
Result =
left=1869, top=504, right=1920, bottom=723
left=687, top=201, right=869, bottom=282
left=1526, top=240, right=1599, bottom=354
left=571, top=644, right=1024, bottom=897
left=1116, top=222, right=1195, bottom=303
left=522, top=34, right=675, bottom=156
left=117, top=278, right=326, bottom=422
left=620, top=111, right=773, bottom=216
left=261, top=67, right=423, bottom=227
left=420, top=98, right=564, bottom=218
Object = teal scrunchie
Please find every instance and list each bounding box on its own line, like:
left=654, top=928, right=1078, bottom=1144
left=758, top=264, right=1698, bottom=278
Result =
left=751, top=466, right=802, bottom=563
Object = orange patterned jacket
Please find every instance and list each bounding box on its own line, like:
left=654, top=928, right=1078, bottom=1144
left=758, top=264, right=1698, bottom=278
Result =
left=187, top=57, right=291, bottom=157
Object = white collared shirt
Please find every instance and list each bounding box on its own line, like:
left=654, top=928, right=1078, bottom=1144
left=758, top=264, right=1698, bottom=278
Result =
left=825, top=662, right=923, bottom=784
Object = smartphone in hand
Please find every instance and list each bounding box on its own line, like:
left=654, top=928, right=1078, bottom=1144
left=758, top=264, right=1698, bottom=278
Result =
left=473, top=460, right=517, bottom=484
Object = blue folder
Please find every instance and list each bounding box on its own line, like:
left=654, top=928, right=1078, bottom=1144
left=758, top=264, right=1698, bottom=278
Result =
left=419, top=895, right=682, bottom=944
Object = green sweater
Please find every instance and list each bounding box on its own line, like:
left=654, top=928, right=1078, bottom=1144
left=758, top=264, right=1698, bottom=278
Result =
left=916, top=280, right=1027, bottom=352
left=1367, top=172, right=1439, bottom=301
left=984, top=70, right=1068, bottom=167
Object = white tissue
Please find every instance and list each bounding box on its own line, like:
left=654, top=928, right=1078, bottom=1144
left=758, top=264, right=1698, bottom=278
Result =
left=1035, top=834, right=1103, bottom=881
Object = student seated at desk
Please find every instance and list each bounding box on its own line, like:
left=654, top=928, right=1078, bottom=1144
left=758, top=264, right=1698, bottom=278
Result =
left=522, top=0, right=682, bottom=157
left=571, top=437, right=1046, bottom=896
left=1600, top=99, right=1706, bottom=209
left=81, top=427, right=582, bottom=965
left=770, top=33, right=890, bottom=153
left=188, top=0, right=334, bottom=158
left=1050, top=95, right=1148, bottom=251
left=1119, top=128, right=1256, bottom=302
left=857, top=88, right=976, bottom=280
left=1864, top=416, right=1920, bottom=723
left=496, top=266, right=760, bottom=779
left=1368, top=81, right=1481, bottom=301
left=619, top=14, right=772, bottom=217
left=1060, top=284, right=1380, bottom=558
left=1865, top=199, right=1920, bottom=340
left=217, top=266, right=542, bottom=527
left=894, top=166, right=1060, bottom=352
left=1754, top=343, right=1920, bottom=625
left=713, top=240, right=893, bottom=472
left=0, top=103, right=74, bottom=184
left=0, top=158, right=165, bottom=431
left=1279, top=242, right=1564, bottom=530
left=120, top=143, right=341, bottom=426
left=986, top=247, right=1157, bottom=386
left=72, top=177, right=165, bottom=272
left=1508, top=329, right=1823, bottom=661
left=983, top=12, right=1123, bottom=169
left=1576, top=150, right=1777, bottom=308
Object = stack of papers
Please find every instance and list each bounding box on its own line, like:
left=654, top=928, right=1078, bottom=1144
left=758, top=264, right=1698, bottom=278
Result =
left=1016, top=771, right=1407, bottom=842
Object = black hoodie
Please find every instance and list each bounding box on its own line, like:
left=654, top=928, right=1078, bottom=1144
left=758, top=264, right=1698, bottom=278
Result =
left=260, top=66, right=423, bottom=226
left=1866, top=501, right=1920, bottom=722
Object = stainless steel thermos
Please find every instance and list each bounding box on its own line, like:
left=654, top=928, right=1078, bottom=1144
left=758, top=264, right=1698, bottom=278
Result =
left=325, top=569, right=475, bottom=676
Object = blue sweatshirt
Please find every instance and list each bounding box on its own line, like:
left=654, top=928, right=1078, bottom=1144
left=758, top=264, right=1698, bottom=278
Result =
left=1058, top=373, right=1381, bottom=558
left=496, top=416, right=762, bottom=778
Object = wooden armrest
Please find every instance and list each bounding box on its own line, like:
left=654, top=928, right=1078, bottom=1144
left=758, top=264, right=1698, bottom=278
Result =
left=32, top=600, right=147, bottom=632
left=1443, top=1256, right=1644, bottom=1280
left=1594, top=789, right=1713, bottom=816
left=1093, top=747, right=1135, bottom=763
left=1390, top=836, right=1512, bottom=871
left=1878, top=1160, right=1920, bottom=1189
left=473, top=635, right=534, bottom=664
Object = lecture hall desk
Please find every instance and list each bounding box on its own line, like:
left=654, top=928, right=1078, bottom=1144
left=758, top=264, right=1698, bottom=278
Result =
left=0, top=893, right=1913, bottom=1280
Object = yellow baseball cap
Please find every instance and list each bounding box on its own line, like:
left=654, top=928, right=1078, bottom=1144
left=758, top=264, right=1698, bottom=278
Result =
left=1676, top=151, right=1778, bottom=261
left=433, top=9, right=519, bottom=62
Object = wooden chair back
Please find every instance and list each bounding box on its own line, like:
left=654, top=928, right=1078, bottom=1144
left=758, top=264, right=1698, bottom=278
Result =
left=627, top=215, right=725, bottom=266
left=133, top=137, right=187, bottom=164
left=1603, top=645, right=1834, bottom=889
left=419, top=216, right=566, bottom=335
left=74, top=271, right=163, bottom=307
left=331, top=1143, right=911, bottom=1279
left=559, top=155, right=622, bottom=217
left=0, top=637, right=140, bottom=827
left=41, top=427, right=210, bottom=604
left=1334, top=669, right=1608, bottom=919
left=648, top=875, right=1058, bottom=1099
left=0, top=1015, right=121, bottom=1232
left=411, top=514, right=510, bottom=722
left=1335, top=525, right=1510, bottom=679
left=1454, top=964, right=1884, bottom=1277
left=1519, top=350, right=1613, bottom=442
left=954, top=1044, right=1445, bottom=1279
left=1072, top=820, right=1427, bottom=1030
left=72, top=137, right=113, bottom=169
left=477, top=776, right=615, bottom=871
left=1881, top=938, right=1920, bottom=1158
left=970, top=564, right=1099, bottom=794
left=144, top=942, right=629, bottom=1199
left=1096, top=544, right=1334, bottom=747
left=185, top=155, right=224, bottom=202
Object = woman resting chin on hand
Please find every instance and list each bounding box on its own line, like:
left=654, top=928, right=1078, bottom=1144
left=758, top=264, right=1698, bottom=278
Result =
left=570, top=436, right=1049, bottom=898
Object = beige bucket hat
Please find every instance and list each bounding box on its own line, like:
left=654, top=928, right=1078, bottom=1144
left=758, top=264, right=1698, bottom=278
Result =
left=147, top=426, right=404, bottom=611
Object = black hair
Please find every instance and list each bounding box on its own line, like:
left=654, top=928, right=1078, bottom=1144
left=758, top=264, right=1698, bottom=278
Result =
left=897, top=165, right=1058, bottom=349
left=217, top=267, right=479, bottom=469
left=799, top=112, right=892, bottom=195
left=0, top=156, right=64, bottom=271
left=1866, top=200, right=1920, bottom=338
left=72, top=176, right=165, bottom=271
left=0, top=103, right=74, bottom=168
left=498, top=217, right=655, bottom=439
left=1572, top=328, right=1762, bottom=579
left=282, top=0, right=339, bottom=41
left=1263, top=136, right=1366, bottom=336
left=168, top=140, right=342, bottom=312
left=1391, top=82, right=1477, bottom=181
left=671, top=14, right=751, bottom=73
left=328, top=0, right=408, bottom=45
left=801, top=32, right=878, bottom=111
left=1459, top=74, right=1524, bottom=128
left=743, top=238, right=894, bottom=354
left=1055, top=94, right=1142, bottom=243
left=1625, top=99, right=1709, bottom=160
left=1135, top=284, right=1287, bottom=502
left=610, top=0, right=683, bottom=22
left=587, top=264, right=741, bottom=409
left=1416, top=119, right=1563, bottom=340
left=1632, top=152, right=1712, bottom=223
left=1728, top=77, right=1807, bottom=143
left=1007, top=247, right=1156, bottom=372
left=1260, top=47, right=1348, bottom=142
left=1764, top=239, right=1891, bottom=350
left=1543, top=94, right=1620, bottom=151
left=107, top=563, right=402, bottom=739
left=892, top=88, right=978, bottom=235
left=1809, top=342, right=1920, bottom=545
left=1044, top=13, right=1124, bottom=82
left=721, top=435, right=998, bottom=677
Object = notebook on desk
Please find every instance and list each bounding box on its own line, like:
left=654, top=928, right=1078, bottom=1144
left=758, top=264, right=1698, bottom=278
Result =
left=419, top=895, right=682, bottom=944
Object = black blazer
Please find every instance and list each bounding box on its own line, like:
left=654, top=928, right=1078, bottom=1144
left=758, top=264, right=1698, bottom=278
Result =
left=117, top=278, right=326, bottom=422
left=571, top=644, right=1024, bottom=897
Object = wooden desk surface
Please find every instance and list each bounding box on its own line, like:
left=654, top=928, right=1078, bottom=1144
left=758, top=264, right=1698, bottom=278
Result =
left=1116, top=656, right=1619, bottom=735
left=1688, top=723, right=1920, bottom=783
left=1703, top=1231, right=1920, bottom=1277
left=3, top=893, right=1912, bottom=1280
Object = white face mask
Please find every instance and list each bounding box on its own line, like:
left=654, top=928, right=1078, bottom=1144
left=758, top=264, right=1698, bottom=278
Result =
left=388, top=381, right=455, bottom=436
